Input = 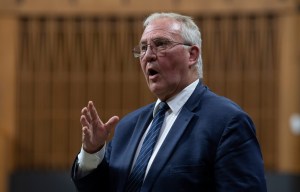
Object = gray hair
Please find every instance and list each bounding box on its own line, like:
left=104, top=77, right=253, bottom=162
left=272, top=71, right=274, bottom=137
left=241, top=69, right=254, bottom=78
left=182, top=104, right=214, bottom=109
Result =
left=144, top=12, right=203, bottom=79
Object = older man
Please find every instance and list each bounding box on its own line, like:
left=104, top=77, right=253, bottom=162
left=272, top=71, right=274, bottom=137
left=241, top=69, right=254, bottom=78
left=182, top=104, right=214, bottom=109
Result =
left=72, top=12, right=267, bottom=192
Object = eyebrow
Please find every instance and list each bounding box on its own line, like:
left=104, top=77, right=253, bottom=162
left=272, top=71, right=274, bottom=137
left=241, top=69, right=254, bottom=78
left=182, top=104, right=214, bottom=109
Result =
left=139, top=37, right=172, bottom=44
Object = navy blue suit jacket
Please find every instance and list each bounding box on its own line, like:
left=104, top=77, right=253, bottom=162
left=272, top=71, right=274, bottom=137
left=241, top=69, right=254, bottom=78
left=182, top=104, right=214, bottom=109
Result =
left=72, top=82, right=267, bottom=192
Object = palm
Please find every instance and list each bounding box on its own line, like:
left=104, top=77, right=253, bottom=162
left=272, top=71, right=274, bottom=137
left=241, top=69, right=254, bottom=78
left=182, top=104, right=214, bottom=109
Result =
left=80, top=101, right=119, bottom=154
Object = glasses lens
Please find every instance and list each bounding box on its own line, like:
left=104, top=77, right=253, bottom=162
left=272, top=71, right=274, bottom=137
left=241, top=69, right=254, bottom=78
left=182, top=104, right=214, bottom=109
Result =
left=132, top=46, right=141, bottom=58
left=132, top=39, right=188, bottom=58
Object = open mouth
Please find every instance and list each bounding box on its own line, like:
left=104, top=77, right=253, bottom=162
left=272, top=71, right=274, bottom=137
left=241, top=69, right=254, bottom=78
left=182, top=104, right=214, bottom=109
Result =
left=148, top=69, right=158, bottom=76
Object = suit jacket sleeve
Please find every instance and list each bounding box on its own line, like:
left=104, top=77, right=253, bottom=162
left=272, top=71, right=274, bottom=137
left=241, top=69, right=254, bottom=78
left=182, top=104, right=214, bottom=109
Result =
left=71, top=152, right=110, bottom=192
left=214, top=112, right=267, bottom=191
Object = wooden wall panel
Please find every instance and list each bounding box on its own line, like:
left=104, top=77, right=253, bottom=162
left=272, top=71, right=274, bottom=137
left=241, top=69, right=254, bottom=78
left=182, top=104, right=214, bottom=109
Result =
left=32, top=19, right=52, bottom=169
left=14, top=14, right=280, bottom=171
left=17, top=18, right=35, bottom=169
left=15, top=16, right=152, bottom=170
left=103, top=18, right=122, bottom=120
left=0, top=0, right=295, bottom=16
left=224, top=17, right=244, bottom=104
left=257, top=16, right=279, bottom=168
left=51, top=18, right=70, bottom=169
left=278, top=13, right=300, bottom=173
left=0, top=16, right=18, bottom=192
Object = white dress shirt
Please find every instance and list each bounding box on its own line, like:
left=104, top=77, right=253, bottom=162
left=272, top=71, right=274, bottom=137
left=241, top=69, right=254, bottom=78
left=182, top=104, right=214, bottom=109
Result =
left=77, top=79, right=199, bottom=177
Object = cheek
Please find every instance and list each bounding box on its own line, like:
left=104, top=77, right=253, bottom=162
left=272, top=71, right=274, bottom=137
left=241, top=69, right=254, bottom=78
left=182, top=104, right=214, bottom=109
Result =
left=161, top=65, right=181, bottom=83
left=162, top=57, right=185, bottom=76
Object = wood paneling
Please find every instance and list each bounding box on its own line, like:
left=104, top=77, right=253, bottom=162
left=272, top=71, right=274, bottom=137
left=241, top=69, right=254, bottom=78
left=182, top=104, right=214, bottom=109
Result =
left=0, top=0, right=296, bottom=16
left=278, top=13, right=300, bottom=173
left=14, top=14, right=280, bottom=171
left=0, top=3, right=299, bottom=192
left=15, top=16, right=154, bottom=170
left=0, top=16, right=18, bottom=192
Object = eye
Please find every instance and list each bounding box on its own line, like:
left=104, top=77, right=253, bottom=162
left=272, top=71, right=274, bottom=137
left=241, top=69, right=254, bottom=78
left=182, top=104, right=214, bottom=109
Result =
left=140, top=44, right=148, bottom=52
left=153, top=39, right=171, bottom=49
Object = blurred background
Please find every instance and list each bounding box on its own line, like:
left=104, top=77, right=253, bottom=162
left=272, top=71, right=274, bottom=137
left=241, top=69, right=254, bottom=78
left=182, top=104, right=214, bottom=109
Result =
left=0, top=0, right=300, bottom=191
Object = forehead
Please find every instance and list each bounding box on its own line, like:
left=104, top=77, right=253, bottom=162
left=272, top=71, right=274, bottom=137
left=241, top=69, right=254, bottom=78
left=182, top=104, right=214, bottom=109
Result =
left=140, top=18, right=182, bottom=42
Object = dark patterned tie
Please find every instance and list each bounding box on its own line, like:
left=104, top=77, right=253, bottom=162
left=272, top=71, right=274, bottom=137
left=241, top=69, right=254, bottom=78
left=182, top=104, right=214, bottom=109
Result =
left=125, top=102, right=169, bottom=192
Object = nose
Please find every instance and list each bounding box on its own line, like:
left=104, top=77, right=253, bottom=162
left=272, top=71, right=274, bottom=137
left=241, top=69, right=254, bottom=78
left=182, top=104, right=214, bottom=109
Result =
left=142, top=45, right=157, bottom=62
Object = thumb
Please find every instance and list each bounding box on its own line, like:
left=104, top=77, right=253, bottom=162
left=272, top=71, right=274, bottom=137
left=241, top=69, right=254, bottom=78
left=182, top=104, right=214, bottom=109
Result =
left=105, top=116, right=120, bottom=132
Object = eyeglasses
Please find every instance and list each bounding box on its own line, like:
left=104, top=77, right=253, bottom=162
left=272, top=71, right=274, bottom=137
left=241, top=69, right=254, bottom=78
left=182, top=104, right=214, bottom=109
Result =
left=132, top=38, right=191, bottom=58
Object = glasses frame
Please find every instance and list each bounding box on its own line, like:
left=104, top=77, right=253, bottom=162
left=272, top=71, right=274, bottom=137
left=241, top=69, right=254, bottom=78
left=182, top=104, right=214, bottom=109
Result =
left=132, top=38, right=192, bottom=58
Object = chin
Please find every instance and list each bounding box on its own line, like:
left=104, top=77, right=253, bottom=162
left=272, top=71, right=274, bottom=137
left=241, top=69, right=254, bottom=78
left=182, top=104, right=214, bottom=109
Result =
left=151, top=90, right=168, bottom=101
left=148, top=82, right=168, bottom=98
left=149, top=86, right=161, bottom=97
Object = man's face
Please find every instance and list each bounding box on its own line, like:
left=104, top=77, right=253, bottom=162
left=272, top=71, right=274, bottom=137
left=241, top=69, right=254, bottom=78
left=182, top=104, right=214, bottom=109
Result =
left=139, top=18, right=194, bottom=101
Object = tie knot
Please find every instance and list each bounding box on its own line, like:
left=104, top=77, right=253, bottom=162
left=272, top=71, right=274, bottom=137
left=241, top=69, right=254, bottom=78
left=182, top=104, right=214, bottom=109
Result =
left=157, top=102, right=169, bottom=114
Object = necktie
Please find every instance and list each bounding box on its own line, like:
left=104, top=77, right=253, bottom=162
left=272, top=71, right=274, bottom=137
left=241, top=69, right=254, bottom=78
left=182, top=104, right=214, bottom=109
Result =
left=125, top=102, right=169, bottom=192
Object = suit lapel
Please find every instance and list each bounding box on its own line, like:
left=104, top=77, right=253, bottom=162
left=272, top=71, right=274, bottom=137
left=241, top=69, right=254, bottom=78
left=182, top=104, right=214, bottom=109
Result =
left=141, top=82, right=206, bottom=191
left=118, top=104, right=154, bottom=190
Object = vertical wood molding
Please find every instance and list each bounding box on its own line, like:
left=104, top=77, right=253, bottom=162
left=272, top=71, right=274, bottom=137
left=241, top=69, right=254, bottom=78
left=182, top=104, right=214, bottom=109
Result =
left=0, top=16, right=18, bottom=192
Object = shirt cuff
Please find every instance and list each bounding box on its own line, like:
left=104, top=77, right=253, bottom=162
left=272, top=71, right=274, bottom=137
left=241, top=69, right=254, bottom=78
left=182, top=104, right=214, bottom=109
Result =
left=77, top=144, right=106, bottom=172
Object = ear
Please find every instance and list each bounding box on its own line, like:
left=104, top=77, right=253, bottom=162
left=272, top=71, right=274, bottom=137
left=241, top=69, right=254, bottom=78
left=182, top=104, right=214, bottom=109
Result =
left=188, top=45, right=200, bottom=67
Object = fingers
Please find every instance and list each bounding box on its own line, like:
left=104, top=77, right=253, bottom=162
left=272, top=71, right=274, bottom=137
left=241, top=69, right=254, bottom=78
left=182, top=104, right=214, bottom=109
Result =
left=81, top=107, right=92, bottom=123
left=80, top=115, right=89, bottom=128
left=81, top=123, right=90, bottom=144
left=80, top=101, right=119, bottom=144
left=81, top=101, right=103, bottom=125
left=88, top=101, right=103, bottom=125
left=82, top=126, right=89, bottom=140
left=80, top=116, right=91, bottom=141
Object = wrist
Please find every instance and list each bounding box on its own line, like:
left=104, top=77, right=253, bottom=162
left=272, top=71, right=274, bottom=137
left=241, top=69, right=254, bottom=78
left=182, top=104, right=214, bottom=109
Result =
left=83, top=144, right=104, bottom=154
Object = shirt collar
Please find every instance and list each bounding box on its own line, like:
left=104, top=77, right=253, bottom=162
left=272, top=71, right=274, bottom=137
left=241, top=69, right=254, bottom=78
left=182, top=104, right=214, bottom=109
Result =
left=153, top=79, right=199, bottom=117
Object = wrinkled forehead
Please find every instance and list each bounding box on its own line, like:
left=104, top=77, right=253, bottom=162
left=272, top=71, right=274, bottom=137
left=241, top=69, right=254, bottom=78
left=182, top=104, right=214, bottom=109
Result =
left=140, top=19, right=182, bottom=43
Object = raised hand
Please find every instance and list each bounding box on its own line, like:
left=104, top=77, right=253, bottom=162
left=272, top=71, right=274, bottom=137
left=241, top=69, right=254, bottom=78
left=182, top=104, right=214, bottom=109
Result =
left=80, top=101, right=119, bottom=154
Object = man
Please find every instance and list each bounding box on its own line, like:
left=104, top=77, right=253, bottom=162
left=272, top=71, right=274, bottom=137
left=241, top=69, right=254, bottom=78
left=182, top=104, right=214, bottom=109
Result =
left=72, top=12, right=267, bottom=191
